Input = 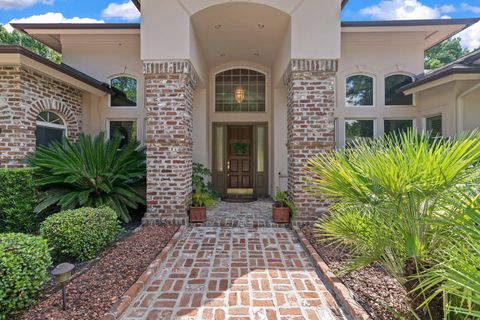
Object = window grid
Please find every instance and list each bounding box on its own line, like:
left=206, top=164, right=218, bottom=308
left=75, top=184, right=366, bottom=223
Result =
left=215, top=69, right=266, bottom=112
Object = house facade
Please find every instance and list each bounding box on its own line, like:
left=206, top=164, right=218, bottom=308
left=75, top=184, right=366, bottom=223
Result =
left=1, top=0, right=479, bottom=225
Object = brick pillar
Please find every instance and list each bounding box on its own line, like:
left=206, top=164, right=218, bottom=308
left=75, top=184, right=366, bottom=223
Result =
left=284, top=59, right=337, bottom=224
left=142, top=61, right=198, bottom=225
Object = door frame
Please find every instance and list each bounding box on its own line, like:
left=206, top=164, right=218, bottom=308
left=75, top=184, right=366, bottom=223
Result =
left=212, top=122, right=268, bottom=197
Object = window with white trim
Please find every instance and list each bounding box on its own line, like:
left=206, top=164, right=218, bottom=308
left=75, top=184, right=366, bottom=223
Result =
left=385, top=74, right=413, bottom=106
left=108, top=120, right=137, bottom=148
left=345, top=119, right=374, bottom=145
left=346, top=75, right=374, bottom=107
left=110, top=76, right=137, bottom=107
left=426, top=115, right=442, bottom=137
left=384, top=119, right=414, bottom=135
left=36, top=111, right=66, bottom=147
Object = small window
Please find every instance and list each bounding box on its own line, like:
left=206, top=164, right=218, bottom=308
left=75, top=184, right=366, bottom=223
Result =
left=426, top=115, right=442, bottom=137
left=109, top=120, right=137, bottom=148
left=110, top=76, right=137, bottom=107
left=36, top=111, right=66, bottom=147
left=346, top=75, right=374, bottom=107
left=385, top=74, right=413, bottom=106
left=215, top=69, right=266, bottom=112
left=384, top=119, right=413, bottom=135
left=345, top=119, right=374, bottom=145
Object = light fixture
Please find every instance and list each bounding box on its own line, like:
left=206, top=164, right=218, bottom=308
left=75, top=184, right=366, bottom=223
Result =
left=220, top=53, right=226, bottom=57
left=51, top=263, right=75, bottom=311
left=253, top=52, right=260, bottom=57
left=258, top=23, right=265, bottom=29
left=214, top=24, right=222, bottom=29
left=234, top=86, right=246, bottom=104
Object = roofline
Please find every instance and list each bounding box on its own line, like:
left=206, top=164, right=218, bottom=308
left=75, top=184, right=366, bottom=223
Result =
left=341, top=18, right=480, bottom=28
left=402, top=67, right=480, bottom=91
left=0, top=45, right=112, bottom=94
left=132, top=0, right=140, bottom=11
left=10, top=23, right=141, bottom=31
left=130, top=0, right=349, bottom=12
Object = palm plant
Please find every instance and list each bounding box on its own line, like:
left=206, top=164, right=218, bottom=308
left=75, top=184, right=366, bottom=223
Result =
left=307, top=130, right=480, bottom=281
left=414, top=191, right=480, bottom=319
left=27, top=132, right=146, bottom=222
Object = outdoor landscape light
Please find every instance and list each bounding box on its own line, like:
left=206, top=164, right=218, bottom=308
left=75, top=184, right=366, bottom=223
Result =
left=51, top=263, right=75, bottom=311
left=234, top=86, right=246, bottom=104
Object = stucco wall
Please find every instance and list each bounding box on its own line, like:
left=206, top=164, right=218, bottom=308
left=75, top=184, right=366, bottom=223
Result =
left=335, top=31, right=425, bottom=146
left=463, top=88, right=480, bottom=132
left=61, top=34, right=146, bottom=142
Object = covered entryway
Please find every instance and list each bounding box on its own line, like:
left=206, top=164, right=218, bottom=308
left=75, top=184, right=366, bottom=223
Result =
left=212, top=123, right=268, bottom=198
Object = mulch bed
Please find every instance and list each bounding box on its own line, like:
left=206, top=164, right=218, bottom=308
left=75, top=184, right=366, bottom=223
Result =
left=17, top=225, right=178, bottom=320
left=301, top=224, right=412, bottom=320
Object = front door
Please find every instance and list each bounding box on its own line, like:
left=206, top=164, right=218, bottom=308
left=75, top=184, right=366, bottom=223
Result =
left=227, top=125, right=253, bottom=194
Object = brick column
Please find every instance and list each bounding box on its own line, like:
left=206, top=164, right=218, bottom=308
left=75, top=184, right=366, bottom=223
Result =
left=142, top=61, right=198, bottom=225
left=284, top=59, right=337, bottom=224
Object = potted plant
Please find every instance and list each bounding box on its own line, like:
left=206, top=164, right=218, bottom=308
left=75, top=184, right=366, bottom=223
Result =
left=272, top=191, right=296, bottom=223
left=189, top=182, right=216, bottom=223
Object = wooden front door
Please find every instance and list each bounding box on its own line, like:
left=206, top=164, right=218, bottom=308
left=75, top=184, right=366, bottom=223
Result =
left=227, top=125, right=253, bottom=191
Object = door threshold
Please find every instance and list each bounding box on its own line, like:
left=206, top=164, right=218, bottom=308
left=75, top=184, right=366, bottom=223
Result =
left=227, top=188, right=254, bottom=195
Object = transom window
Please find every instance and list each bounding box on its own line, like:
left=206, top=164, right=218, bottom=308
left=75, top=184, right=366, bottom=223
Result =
left=36, top=111, right=66, bottom=147
left=385, top=74, right=413, bottom=106
left=110, top=76, right=137, bottom=107
left=346, top=75, right=374, bottom=107
left=215, top=69, right=266, bottom=112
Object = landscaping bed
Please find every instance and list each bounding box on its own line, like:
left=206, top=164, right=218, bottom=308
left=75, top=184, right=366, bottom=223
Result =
left=301, top=224, right=412, bottom=320
left=18, top=225, right=178, bottom=320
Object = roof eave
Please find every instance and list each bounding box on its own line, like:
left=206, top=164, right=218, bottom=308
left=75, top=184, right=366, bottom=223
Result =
left=0, top=45, right=112, bottom=95
left=402, top=67, right=480, bottom=92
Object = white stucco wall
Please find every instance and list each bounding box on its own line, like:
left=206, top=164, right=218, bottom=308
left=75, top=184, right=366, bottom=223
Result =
left=61, top=34, right=146, bottom=142
left=463, top=88, right=480, bottom=132
left=335, top=31, right=425, bottom=146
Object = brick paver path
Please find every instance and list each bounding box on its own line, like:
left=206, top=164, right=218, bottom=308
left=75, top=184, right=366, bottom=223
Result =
left=121, top=227, right=345, bottom=320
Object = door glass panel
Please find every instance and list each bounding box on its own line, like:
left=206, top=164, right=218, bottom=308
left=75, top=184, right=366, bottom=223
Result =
left=215, top=126, right=224, bottom=172
left=257, top=126, right=265, bottom=173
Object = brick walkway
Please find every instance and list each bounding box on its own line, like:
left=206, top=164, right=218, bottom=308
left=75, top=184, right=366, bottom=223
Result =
left=120, top=227, right=345, bottom=320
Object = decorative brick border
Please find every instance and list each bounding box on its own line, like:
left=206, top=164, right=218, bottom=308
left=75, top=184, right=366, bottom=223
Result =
left=102, top=225, right=186, bottom=320
left=293, top=226, right=371, bottom=320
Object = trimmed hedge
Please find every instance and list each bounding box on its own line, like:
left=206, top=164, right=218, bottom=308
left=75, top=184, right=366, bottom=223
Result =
left=0, top=168, right=38, bottom=233
left=0, top=233, right=52, bottom=319
left=40, top=207, right=120, bottom=262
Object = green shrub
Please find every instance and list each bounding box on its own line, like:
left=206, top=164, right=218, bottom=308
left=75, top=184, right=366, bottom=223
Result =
left=40, top=207, right=120, bottom=262
left=0, top=168, right=39, bottom=233
left=26, top=132, right=146, bottom=223
left=0, top=233, right=52, bottom=319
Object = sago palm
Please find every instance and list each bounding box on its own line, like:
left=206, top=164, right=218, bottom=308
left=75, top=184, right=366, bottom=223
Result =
left=307, top=130, right=480, bottom=280
left=27, top=132, right=146, bottom=222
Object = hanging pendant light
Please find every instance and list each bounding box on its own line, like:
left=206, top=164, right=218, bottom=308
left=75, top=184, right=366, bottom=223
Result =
left=234, top=86, right=246, bottom=104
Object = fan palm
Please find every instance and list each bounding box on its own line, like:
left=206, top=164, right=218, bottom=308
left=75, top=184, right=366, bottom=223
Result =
left=27, top=132, right=146, bottom=222
left=307, top=130, right=480, bottom=280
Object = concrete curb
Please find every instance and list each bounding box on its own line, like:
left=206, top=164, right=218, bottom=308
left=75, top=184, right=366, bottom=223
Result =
left=293, top=226, right=371, bottom=320
left=102, top=225, right=186, bottom=320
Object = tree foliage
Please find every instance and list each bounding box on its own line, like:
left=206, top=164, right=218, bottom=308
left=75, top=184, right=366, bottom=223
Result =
left=425, top=38, right=469, bottom=70
left=0, top=24, right=61, bottom=63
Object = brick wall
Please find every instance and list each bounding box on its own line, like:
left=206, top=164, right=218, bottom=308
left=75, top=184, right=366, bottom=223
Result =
left=0, top=65, right=83, bottom=168
left=142, top=61, right=198, bottom=225
left=284, top=59, right=337, bottom=223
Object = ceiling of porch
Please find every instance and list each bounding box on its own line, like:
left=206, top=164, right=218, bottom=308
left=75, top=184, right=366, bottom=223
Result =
left=191, top=3, right=290, bottom=67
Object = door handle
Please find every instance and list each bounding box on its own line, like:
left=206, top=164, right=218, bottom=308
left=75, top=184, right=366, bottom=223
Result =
left=227, top=161, right=231, bottom=172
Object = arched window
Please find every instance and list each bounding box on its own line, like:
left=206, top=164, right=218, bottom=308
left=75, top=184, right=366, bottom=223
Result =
left=215, top=68, right=266, bottom=112
left=110, top=76, right=137, bottom=107
left=36, top=111, right=66, bottom=147
left=346, top=74, right=374, bottom=107
left=385, top=74, right=413, bottom=106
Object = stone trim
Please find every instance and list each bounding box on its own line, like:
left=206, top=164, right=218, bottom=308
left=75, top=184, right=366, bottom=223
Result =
left=143, top=60, right=199, bottom=88
left=103, top=225, right=186, bottom=320
left=293, top=227, right=371, bottom=320
left=283, top=59, right=338, bottom=86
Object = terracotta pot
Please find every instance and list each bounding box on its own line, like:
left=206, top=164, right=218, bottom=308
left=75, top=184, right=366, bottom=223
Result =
left=189, top=207, right=207, bottom=223
left=272, top=206, right=290, bottom=223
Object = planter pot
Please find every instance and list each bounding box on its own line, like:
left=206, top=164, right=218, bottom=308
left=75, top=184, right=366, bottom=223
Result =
left=272, top=206, right=290, bottom=224
left=189, top=207, right=207, bottom=223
